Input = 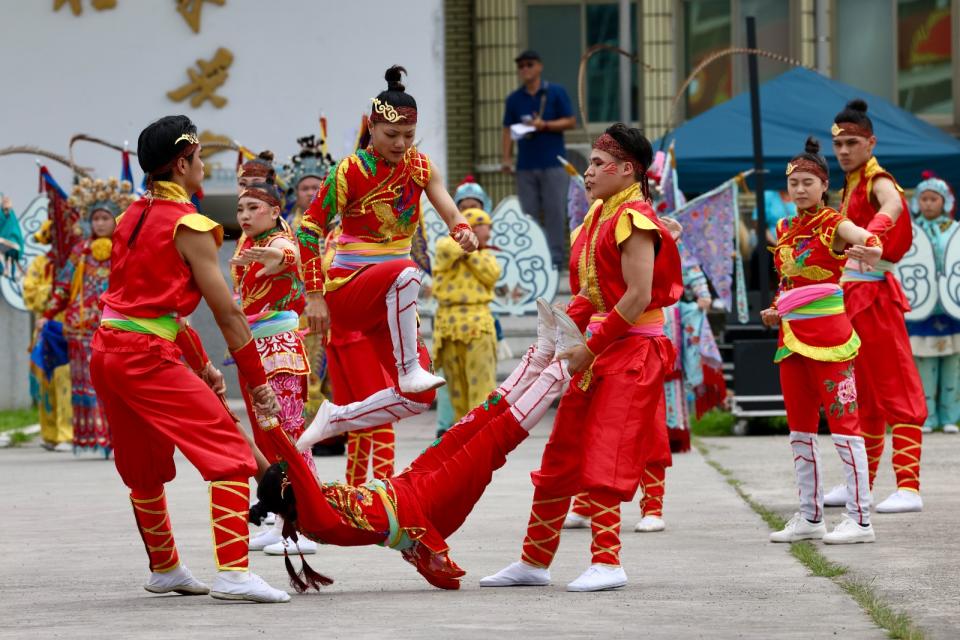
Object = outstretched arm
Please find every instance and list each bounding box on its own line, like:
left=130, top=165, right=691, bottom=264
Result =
left=425, top=162, right=478, bottom=253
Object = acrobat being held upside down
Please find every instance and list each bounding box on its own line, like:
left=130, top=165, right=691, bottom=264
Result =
left=250, top=300, right=582, bottom=591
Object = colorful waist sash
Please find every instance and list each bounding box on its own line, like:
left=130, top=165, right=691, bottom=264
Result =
left=585, top=308, right=665, bottom=339
left=100, top=306, right=179, bottom=342
left=331, top=236, right=413, bottom=272
left=774, top=284, right=859, bottom=363
left=247, top=309, right=299, bottom=340
left=366, top=479, right=415, bottom=551
left=840, top=259, right=895, bottom=283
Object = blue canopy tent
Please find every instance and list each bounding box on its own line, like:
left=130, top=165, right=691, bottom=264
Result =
left=656, top=67, right=960, bottom=194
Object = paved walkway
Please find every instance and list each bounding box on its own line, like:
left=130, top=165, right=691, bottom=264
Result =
left=704, top=433, right=959, bottom=640
left=1, top=412, right=892, bottom=639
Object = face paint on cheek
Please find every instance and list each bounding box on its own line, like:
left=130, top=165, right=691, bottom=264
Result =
left=601, top=162, right=618, bottom=175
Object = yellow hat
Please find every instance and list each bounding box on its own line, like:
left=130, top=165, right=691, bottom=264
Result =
left=462, top=207, right=492, bottom=227
left=33, top=220, right=52, bottom=245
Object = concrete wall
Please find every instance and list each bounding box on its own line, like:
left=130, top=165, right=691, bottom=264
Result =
left=1, top=303, right=32, bottom=410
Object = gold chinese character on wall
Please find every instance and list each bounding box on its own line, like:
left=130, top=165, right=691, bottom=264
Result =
left=166, top=47, right=233, bottom=109
left=54, top=0, right=116, bottom=15
left=176, top=0, right=225, bottom=33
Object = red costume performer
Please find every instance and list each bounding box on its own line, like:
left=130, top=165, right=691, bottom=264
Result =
left=252, top=309, right=575, bottom=591
left=295, top=66, right=477, bottom=452
left=483, top=125, right=683, bottom=593
left=89, top=117, right=288, bottom=603
left=230, top=191, right=314, bottom=474
left=829, top=100, right=926, bottom=513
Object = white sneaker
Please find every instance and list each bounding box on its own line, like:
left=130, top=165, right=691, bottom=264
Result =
left=397, top=367, right=446, bottom=394
left=53, top=442, right=73, bottom=452
left=823, top=484, right=849, bottom=507
left=296, top=400, right=333, bottom=452
left=249, top=527, right=282, bottom=551
left=823, top=514, right=875, bottom=544
left=562, top=512, right=590, bottom=529
left=479, top=561, right=550, bottom=587
left=263, top=512, right=276, bottom=526
left=634, top=516, right=666, bottom=533
left=263, top=536, right=317, bottom=556
left=566, top=565, right=627, bottom=592
left=875, top=489, right=923, bottom=513
left=552, top=307, right=587, bottom=355
left=943, top=424, right=959, bottom=434
left=209, top=571, right=290, bottom=603
left=143, top=564, right=209, bottom=595
left=921, top=425, right=933, bottom=434
left=769, top=512, right=826, bottom=543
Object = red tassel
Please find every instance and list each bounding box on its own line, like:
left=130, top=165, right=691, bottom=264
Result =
left=284, top=549, right=309, bottom=594
left=299, top=553, right=334, bottom=589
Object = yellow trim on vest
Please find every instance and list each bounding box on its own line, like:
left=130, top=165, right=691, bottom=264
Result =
left=614, top=207, right=660, bottom=245
left=175, top=213, right=224, bottom=247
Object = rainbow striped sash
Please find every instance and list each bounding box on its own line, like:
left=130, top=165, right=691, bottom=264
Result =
left=778, top=284, right=845, bottom=320
left=100, top=306, right=179, bottom=341
left=331, top=235, right=413, bottom=272
left=247, top=309, right=299, bottom=339
left=366, top=479, right=414, bottom=551
left=840, top=259, right=894, bottom=283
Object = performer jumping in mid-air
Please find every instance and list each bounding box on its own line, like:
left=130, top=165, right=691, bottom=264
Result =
left=296, top=66, right=478, bottom=449
left=762, top=137, right=882, bottom=544
left=90, top=115, right=289, bottom=603
left=250, top=300, right=579, bottom=591
left=823, top=100, right=927, bottom=514
left=481, top=124, right=683, bottom=592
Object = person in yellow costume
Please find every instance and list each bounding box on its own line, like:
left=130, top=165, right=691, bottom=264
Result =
left=433, top=208, right=501, bottom=420
left=22, top=221, right=73, bottom=451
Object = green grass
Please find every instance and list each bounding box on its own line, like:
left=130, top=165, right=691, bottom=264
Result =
left=690, top=409, right=735, bottom=437
left=0, top=407, right=38, bottom=433
left=694, top=438, right=926, bottom=640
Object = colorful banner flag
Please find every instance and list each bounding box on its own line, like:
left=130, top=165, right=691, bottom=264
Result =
left=38, top=166, right=79, bottom=274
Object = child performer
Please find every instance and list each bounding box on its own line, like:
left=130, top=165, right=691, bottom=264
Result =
left=762, top=138, right=882, bottom=545
left=229, top=181, right=319, bottom=557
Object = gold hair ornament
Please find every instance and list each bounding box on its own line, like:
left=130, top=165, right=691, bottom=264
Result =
left=175, top=132, right=200, bottom=146
left=370, top=97, right=406, bottom=123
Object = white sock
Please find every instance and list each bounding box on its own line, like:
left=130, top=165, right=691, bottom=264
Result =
left=385, top=267, right=423, bottom=376
left=789, top=432, right=823, bottom=523
left=832, top=434, right=872, bottom=526
left=497, top=346, right=549, bottom=405
left=327, top=388, right=430, bottom=437
left=509, top=360, right=571, bottom=431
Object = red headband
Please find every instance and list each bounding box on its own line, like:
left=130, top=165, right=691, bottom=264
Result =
left=370, top=98, right=418, bottom=124
left=239, top=160, right=272, bottom=179
left=240, top=186, right=282, bottom=208
left=593, top=133, right=643, bottom=171
left=831, top=122, right=872, bottom=139
left=786, top=158, right=828, bottom=182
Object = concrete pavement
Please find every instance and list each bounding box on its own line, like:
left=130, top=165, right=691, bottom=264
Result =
left=703, top=433, right=959, bottom=640
left=0, top=411, right=890, bottom=639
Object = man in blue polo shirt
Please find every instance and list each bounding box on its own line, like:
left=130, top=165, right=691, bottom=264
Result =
left=502, top=50, right=576, bottom=269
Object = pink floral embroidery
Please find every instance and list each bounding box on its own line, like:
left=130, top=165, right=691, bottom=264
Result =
left=824, top=364, right=858, bottom=419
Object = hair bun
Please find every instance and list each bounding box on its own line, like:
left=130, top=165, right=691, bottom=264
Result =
left=846, top=99, right=868, bottom=114
left=257, top=150, right=274, bottom=162
left=385, top=65, right=407, bottom=92
left=804, top=136, right=821, bottom=155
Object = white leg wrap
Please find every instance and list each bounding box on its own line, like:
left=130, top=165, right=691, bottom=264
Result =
left=789, top=432, right=823, bottom=523
left=497, top=346, right=549, bottom=405
left=509, top=360, right=571, bottom=431
left=386, top=267, right=423, bottom=376
left=296, top=391, right=429, bottom=451
left=832, top=434, right=872, bottom=526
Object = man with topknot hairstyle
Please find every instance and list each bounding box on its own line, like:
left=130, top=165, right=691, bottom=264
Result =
left=825, top=99, right=927, bottom=514
left=89, top=115, right=291, bottom=603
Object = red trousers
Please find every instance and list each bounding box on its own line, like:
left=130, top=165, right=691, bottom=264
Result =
left=325, top=260, right=435, bottom=407
left=90, top=329, right=256, bottom=491
left=845, top=279, right=925, bottom=489
left=779, top=355, right=860, bottom=436
left=327, top=332, right=396, bottom=484
left=531, top=336, right=672, bottom=502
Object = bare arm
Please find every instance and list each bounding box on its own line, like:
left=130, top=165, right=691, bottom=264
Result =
left=872, top=177, right=904, bottom=223
left=615, top=229, right=656, bottom=321
left=175, top=227, right=253, bottom=350
left=538, top=116, right=577, bottom=132
left=835, top=220, right=873, bottom=248
left=425, top=162, right=478, bottom=252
